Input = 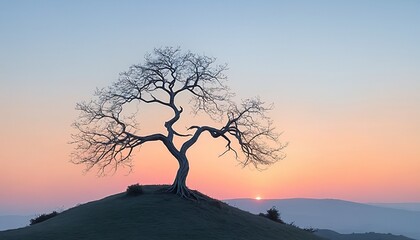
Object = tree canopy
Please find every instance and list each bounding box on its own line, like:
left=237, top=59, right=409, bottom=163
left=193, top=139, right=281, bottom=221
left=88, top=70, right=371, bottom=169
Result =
left=71, top=47, right=287, bottom=198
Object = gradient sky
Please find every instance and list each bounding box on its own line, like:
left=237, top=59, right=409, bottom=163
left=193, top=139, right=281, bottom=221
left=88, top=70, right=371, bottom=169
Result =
left=1, top=0, right=419, bottom=215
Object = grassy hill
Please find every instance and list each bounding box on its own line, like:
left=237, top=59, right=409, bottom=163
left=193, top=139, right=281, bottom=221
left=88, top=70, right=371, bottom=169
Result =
left=0, top=186, right=321, bottom=240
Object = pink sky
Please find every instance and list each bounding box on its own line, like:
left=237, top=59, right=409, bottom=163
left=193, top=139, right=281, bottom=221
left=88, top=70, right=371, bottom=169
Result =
left=1, top=1, right=420, bottom=214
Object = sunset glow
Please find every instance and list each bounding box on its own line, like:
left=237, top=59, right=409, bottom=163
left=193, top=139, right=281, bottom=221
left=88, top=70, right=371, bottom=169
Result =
left=1, top=1, right=420, bottom=216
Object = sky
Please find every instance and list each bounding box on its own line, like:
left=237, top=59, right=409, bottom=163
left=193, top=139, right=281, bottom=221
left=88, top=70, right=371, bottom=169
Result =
left=0, top=0, right=419, bottom=215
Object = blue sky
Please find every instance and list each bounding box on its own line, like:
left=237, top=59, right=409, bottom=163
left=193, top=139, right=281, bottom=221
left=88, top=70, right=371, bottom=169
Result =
left=2, top=0, right=419, bottom=105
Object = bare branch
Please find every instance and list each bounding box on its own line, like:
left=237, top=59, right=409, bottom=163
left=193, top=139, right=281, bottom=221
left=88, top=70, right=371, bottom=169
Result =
left=181, top=98, right=286, bottom=169
left=71, top=47, right=286, bottom=196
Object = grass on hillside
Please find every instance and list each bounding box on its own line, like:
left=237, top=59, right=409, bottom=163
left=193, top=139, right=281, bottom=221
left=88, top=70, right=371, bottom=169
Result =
left=0, top=185, right=321, bottom=240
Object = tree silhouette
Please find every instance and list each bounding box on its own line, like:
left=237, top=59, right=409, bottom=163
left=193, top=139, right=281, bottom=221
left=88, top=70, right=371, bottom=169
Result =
left=71, top=47, right=286, bottom=199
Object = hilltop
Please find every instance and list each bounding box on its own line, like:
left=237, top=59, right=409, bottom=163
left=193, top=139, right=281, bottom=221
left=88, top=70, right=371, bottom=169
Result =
left=0, top=186, right=321, bottom=240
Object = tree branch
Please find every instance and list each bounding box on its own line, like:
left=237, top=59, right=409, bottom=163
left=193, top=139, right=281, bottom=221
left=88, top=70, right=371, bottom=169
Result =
left=71, top=47, right=286, bottom=176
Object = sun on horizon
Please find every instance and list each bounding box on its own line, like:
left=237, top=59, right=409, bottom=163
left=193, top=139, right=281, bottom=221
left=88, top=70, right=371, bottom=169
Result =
left=255, top=196, right=262, bottom=200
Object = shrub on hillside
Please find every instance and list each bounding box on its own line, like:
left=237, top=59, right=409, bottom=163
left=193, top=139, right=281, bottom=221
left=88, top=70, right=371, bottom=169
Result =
left=30, top=211, right=59, bottom=225
left=260, top=206, right=285, bottom=223
left=126, top=183, right=143, bottom=196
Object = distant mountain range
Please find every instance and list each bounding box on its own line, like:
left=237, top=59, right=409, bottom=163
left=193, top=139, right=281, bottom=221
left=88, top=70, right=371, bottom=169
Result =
left=315, top=229, right=415, bottom=240
left=224, top=198, right=420, bottom=240
left=0, top=215, right=32, bottom=231
left=369, top=203, right=420, bottom=212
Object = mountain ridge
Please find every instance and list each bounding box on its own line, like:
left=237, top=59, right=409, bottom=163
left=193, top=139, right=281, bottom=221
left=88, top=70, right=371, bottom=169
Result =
left=0, top=215, right=33, bottom=231
left=225, top=198, right=420, bottom=240
left=315, top=229, right=415, bottom=240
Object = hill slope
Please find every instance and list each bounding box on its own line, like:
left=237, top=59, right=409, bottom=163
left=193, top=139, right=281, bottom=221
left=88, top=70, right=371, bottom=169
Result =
left=0, top=186, right=321, bottom=240
left=225, top=198, right=420, bottom=240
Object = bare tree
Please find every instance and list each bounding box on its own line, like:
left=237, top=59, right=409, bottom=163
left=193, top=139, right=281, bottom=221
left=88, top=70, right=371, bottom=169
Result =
left=71, top=47, right=286, bottom=199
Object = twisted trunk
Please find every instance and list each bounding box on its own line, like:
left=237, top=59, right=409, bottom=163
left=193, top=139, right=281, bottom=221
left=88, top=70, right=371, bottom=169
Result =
left=163, top=139, right=197, bottom=199
left=167, top=154, right=191, bottom=198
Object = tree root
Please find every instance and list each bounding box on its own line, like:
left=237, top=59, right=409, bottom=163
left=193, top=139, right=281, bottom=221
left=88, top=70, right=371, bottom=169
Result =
left=166, top=184, right=205, bottom=201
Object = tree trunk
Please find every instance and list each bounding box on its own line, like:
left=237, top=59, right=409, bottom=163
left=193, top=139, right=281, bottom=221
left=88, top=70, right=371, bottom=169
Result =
left=167, top=154, right=192, bottom=198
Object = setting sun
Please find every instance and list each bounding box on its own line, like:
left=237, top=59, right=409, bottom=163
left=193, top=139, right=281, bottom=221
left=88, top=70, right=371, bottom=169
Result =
left=255, top=196, right=262, bottom=200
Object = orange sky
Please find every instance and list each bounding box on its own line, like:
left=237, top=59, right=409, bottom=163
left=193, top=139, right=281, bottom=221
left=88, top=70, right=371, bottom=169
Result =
left=1, top=91, right=419, bottom=214
left=1, top=1, right=420, bottom=214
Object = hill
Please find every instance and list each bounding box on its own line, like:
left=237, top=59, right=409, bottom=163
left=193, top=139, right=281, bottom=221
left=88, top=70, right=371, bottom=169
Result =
left=315, top=229, right=415, bottom=240
left=0, top=186, right=321, bottom=240
left=225, top=198, right=420, bottom=240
